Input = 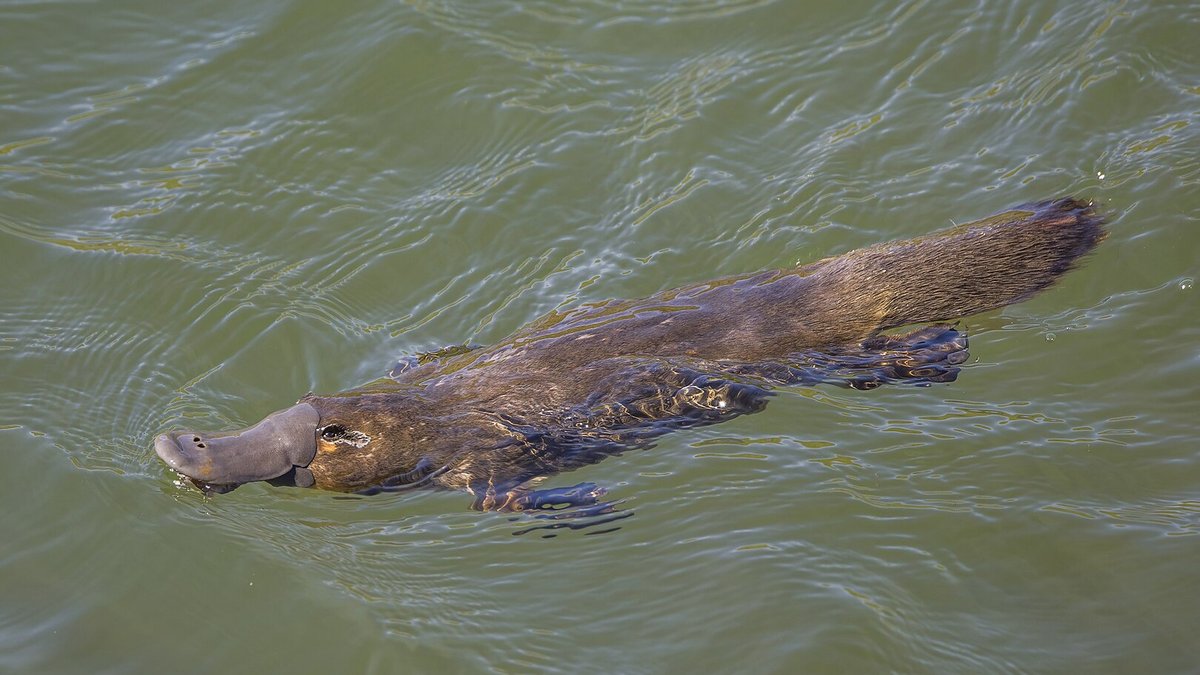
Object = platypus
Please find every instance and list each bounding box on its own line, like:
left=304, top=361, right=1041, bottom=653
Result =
left=155, top=197, right=1105, bottom=509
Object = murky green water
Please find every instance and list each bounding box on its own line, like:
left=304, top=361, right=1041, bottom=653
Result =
left=3, top=0, right=1198, bottom=672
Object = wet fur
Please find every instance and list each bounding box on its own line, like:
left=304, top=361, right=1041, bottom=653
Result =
left=295, top=198, right=1105, bottom=502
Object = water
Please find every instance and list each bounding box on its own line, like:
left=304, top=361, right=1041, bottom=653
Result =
left=2, top=0, right=1198, bottom=672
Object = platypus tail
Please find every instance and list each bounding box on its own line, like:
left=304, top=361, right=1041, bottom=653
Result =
left=806, top=197, right=1106, bottom=339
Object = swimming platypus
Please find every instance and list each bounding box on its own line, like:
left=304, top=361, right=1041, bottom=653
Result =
left=155, top=197, right=1105, bottom=509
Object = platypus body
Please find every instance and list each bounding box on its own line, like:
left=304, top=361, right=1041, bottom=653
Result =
left=155, top=198, right=1104, bottom=509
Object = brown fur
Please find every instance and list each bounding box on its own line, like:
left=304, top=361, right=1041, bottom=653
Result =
left=296, top=197, right=1104, bottom=498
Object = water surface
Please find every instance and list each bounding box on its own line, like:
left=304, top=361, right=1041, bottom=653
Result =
left=2, top=0, right=1199, bottom=672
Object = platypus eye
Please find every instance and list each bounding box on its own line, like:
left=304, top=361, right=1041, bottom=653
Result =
left=319, top=424, right=371, bottom=448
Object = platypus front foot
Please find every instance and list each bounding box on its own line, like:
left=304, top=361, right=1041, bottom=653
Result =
left=470, top=481, right=608, bottom=512
left=511, top=482, right=608, bottom=511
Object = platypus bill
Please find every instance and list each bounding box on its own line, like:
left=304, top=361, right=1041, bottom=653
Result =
left=155, top=197, right=1105, bottom=510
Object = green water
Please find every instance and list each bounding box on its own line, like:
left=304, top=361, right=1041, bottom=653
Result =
left=2, top=0, right=1198, bottom=672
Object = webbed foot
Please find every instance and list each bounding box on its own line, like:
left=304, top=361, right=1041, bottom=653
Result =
left=471, top=481, right=607, bottom=512
left=506, top=483, right=634, bottom=537
left=512, top=482, right=608, bottom=511
left=742, top=324, right=969, bottom=390
left=842, top=324, right=969, bottom=389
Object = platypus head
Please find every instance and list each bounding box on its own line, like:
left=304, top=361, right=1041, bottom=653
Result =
left=154, top=394, right=412, bottom=494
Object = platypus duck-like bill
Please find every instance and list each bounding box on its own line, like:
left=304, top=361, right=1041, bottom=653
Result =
left=154, top=197, right=1106, bottom=508
left=155, top=403, right=320, bottom=492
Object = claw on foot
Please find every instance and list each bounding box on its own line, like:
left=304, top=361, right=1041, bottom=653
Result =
left=473, top=481, right=607, bottom=512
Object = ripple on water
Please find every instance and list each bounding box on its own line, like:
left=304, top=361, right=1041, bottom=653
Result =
left=3, top=0, right=1200, bottom=672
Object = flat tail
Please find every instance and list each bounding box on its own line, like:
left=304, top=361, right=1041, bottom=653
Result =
left=813, top=197, right=1106, bottom=334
